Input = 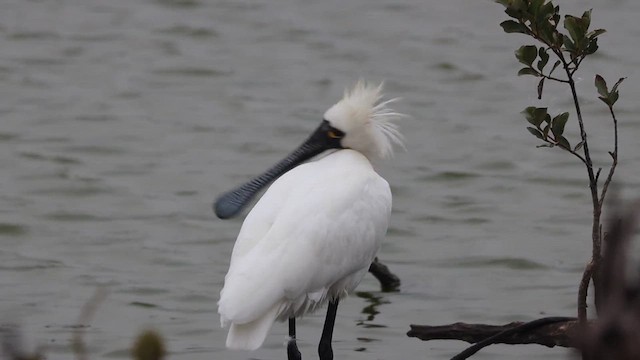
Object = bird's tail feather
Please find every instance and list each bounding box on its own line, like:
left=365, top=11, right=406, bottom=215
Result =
left=225, top=302, right=281, bottom=350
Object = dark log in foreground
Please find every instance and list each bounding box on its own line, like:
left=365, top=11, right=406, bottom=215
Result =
left=368, top=257, right=400, bottom=292
left=408, top=317, right=579, bottom=349
left=580, top=203, right=640, bottom=360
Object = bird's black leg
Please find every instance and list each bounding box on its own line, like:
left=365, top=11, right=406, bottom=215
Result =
left=288, top=317, right=302, bottom=360
left=318, top=299, right=339, bottom=360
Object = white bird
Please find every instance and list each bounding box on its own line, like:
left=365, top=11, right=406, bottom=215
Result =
left=214, top=81, right=404, bottom=360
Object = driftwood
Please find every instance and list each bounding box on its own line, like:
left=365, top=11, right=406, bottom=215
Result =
left=368, top=257, right=400, bottom=292
left=409, top=317, right=580, bottom=359
left=407, top=318, right=578, bottom=348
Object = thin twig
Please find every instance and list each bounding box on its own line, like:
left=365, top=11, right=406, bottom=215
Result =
left=598, top=106, right=619, bottom=208
left=560, top=59, right=598, bottom=200
left=570, top=56, right=585, bottom=77
left=540, top=73, right=570, bottom=83
left=558, top=53, right=605, bottom=319
left=73, top=287, right=109, bottom=360
left=449, top=317, right=576, bottom=360
left=554, top=140, right=588, bottom=165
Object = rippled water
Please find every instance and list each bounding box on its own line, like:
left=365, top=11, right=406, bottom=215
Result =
left=1, top=0, right=639, bottom=359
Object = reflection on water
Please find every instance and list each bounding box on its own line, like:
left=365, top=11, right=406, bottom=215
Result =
left=354, top=291, right=390, bottom=353
left=355, top=291, right=390, bottom=326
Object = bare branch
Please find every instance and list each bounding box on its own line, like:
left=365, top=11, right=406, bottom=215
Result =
left=408, top=317, right=578, bottom=349
left=554, top=140, right=588, bottom=165
left=368, top=257, right=401, bottom=292
left=598, top=106, right=619, bottom=208
left=540, top=73, right=570, bottom=84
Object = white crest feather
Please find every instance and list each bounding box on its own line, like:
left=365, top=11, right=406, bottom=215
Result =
left=324, top=80, right=405, bottom=160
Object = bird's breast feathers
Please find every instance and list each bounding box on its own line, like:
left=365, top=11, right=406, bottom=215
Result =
left=230, top=149, right=391, bottom=262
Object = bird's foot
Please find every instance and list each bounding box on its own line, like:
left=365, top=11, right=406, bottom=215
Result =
left=287, top=338, right=302, bottom=360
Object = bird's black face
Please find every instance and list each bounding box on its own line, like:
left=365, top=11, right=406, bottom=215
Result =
left=214, top=120, right=346, bottom=219
left=313, top=119, right=346, bottom=149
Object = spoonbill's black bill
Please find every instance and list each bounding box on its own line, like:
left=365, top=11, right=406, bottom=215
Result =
left=214, top=120, right=344, bottom=219
left=215, top=81, right=404, bottom=360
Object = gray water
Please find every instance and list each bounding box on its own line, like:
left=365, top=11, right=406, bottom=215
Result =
left=1, top=0, right=640, bottom=359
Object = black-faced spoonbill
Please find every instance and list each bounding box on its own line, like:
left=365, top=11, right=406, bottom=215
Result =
left=214, top=81, right=404, bottom=360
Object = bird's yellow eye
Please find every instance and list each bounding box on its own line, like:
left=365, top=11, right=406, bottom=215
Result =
left=328, top=130, right=341, bottom=139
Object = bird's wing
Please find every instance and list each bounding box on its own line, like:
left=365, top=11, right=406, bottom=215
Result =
left=219, top=151, right=391, bottom=325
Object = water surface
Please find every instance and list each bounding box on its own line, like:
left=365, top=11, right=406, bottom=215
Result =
left=1, top=0, right=640, bottom=359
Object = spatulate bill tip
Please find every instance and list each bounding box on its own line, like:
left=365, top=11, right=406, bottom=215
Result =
left=214, top=198, right=240, bottom=219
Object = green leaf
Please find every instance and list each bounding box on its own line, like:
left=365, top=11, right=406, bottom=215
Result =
left=529, top=0, right=545, bottom=13
left=574, top=141, right=584, bottom=152
left=549, top=60, right=561, bottom=75
left=551, top=112, right=569, bottom=137
left=521, top=106, right=540, bottom=127
left=563, top=10, right=591, bottom=52
left=518, top=67, right=540, bottom=77
left=522, top=107, right=549, bottom=128
left=539, top=2, right=556, bottom=20
left=553, top=31, right=563, bottom=47
left=584, top=38, right=599, bottom=55
left=511, top=0, right=526, bottom=11
left=542, top=123, right=551, bottom=139
left=595, top=77, right=624, bottom=107
left=534, top=107, right=548, bottom=126
left=499, top=0, right=527, bottom=15
left=564, top=16, right=581, bottom=43
left=538, top=22, right=555, bottom=44
left=611, top=77, right=626, bottom=93
left=581, top=9, right=592, bottom=31
left=551, top=7, right=561, bottom=25
left=563, top=35, right=576, bottom=52
left=594, top=75, right=608, bottom=97
left=515, top=45, right=538, bottom=66
left=534, top=107, right=549, bottom=119
left=537, top=48, right=549, bottom=71
left=537, top=77, right=545, bottom=99
left=587, top=29, right=606, bottom=39
left=500, top=20, right=528, bottom=34
left=557, top=136, right=570, bottom=149
left=598, top=96, right=611, bottom=106
left=527, top=127, right=544, bottom=140
left=505, top=7, right=521, bottom=18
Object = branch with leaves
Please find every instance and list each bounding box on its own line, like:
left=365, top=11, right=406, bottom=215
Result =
left=410, top=1, right=627, bottom=358
left=497, top=0, right=625, bottom=325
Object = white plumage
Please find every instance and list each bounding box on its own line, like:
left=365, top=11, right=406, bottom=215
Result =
left=217, top=81, right=404, bottom=351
